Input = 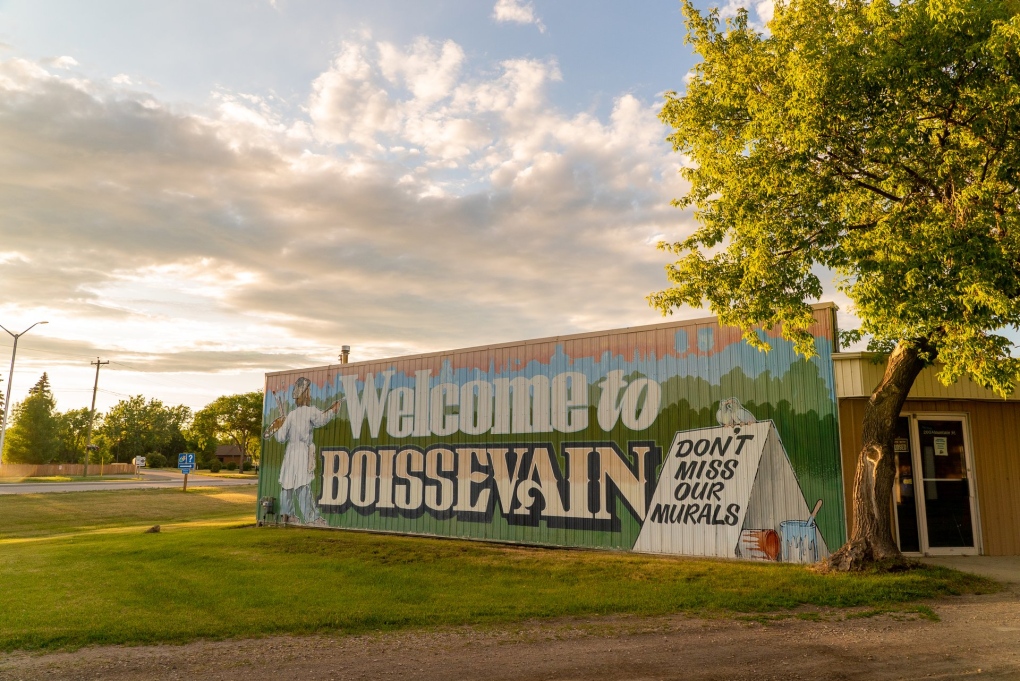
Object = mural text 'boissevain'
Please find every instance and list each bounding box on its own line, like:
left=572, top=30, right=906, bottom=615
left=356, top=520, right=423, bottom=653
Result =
left=257, top=306, right=846, bottom=563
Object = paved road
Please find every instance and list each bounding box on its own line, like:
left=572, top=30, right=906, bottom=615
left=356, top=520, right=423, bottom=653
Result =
left=0, top=470, right=257, bottom=495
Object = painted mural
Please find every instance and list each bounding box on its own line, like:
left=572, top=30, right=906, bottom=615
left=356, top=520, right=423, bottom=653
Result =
left=257, top=306, right=845, bottom=562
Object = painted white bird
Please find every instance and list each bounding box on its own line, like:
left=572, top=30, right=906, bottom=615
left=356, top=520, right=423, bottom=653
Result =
left=716, top=397, right=757, bottom=426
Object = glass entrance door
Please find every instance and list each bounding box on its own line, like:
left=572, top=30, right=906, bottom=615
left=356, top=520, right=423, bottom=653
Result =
left=892, top=415, right=980, bottom=555
left=914, top=418, right=978, bottom=553
left=892, top=417, right=920, bottom=553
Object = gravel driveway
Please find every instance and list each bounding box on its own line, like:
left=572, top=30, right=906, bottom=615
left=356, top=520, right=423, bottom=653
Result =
left=2, top=584, right=1017, bottom=680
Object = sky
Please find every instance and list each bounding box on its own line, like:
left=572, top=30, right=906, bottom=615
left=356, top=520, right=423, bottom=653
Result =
left=0, top=0, right=799, bottom=415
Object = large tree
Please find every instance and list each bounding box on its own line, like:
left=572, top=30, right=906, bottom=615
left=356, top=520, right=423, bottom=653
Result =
left=194, top=391, right=263, bottom=471
left=56, top=407, right=96, bottom=464
left=101, top=396, right=191, bottom=464
left=186, top=406, right=221, bottom=465
left=650, top=0, right=1020, bottom=569
left=3, top=373, right=61, bottom=465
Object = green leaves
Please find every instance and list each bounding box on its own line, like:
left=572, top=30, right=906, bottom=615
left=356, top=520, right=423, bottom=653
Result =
left=652, top=0, right=1020, bottom=395
left=56, top=407, right=98, bottom=464
left=101, top=396, right=192, bottom=463
left=193, top=391, right=263, bottom=465
left=3, top=374, right=60, bottom=465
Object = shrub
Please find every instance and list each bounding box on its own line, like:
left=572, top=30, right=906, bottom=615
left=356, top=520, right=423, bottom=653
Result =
left=146, top=452, right=167, bottom=469
left=209, top=460, right=222, bottom=473
left=226, top=462, right=237, bottom=471
left=242, top=461, right=252, bottom=472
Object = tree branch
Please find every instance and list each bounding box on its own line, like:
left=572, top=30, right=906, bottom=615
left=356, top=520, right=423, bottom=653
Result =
left=777, top=221, right=877, bottom=256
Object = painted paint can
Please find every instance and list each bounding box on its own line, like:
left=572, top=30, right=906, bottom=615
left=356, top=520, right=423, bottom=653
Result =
left=738, top=529, right=781, bottom=561
left=780, top=520, right=819, bottom=563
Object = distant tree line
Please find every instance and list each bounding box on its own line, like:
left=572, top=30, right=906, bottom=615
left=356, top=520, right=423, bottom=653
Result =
left=1, top=373, right=263, bottom=470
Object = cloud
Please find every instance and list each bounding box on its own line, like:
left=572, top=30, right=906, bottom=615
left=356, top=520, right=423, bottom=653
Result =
left=42, top=55, right=79, bottom=70
left=492, top=0, right=546, bottom=32
left=0, top=36, right=694, bottom=409
left=718, top=0, right=774, bottom=30
left=754, top=0, right=775, bottom=24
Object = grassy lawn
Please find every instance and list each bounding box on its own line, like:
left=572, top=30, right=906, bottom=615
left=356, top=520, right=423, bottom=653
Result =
left=0, top=485, right=256, bottom=539
left=140, top=469, right=258, bottom=479
left=189, top=471, right=258, bottom=479
left=0, top=485, right=997, bottom=652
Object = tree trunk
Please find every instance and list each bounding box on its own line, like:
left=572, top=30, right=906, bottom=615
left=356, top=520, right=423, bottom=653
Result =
left=828, top=340, right=929, bottom=571
left=237, top=443, right=245, bottom=474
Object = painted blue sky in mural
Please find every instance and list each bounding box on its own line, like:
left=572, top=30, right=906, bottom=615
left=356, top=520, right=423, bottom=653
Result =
left=267, top=325, right=836, bottom=422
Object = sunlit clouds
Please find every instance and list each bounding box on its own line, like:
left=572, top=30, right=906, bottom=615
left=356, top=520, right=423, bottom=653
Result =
left=0, top=14, right=695, bottom=411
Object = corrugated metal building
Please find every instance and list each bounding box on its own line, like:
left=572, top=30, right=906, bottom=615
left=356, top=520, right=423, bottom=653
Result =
left=256, top=304, right=1020, bottom=558
left=258, top=304, right=845, bottom=563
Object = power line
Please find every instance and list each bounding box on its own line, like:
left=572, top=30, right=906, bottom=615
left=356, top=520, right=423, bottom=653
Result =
left=97, top=388, right=134, bottom=398
left=0, top=343, right=101, bottom=361
left=108, top=360, right=212, bottom=386
left=0, top=345, right=217, bottom=393
left=111, top=366, right=213, bottom=395
left=0, top=343, right=265, bottom=406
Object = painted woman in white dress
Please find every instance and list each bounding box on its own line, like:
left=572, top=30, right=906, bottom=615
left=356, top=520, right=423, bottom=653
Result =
left=263, top=377, right=342, bottom=526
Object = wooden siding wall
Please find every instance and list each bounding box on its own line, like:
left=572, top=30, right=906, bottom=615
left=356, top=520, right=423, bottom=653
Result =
left=834, top=356, right=1019, bottom=401
left=0, top=463, right=135, bottom=478
left=839, top=398, right=1020, bottom=556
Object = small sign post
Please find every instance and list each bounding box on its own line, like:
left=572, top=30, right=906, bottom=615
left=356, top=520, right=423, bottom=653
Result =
left=178, top=452, right=196, bottom=491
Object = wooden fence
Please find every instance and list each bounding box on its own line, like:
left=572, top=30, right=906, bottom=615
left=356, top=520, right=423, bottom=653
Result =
left=0, top=463, right=135, bottom=478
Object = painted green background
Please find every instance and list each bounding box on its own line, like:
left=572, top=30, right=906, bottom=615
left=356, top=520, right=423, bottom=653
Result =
left=258, top=321, right=846, bottom=554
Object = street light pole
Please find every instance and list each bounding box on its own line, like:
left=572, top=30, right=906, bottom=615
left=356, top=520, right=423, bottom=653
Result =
left=0, top=321, right=49, bottom=464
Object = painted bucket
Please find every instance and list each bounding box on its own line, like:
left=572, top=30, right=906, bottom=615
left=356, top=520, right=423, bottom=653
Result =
left=779, top=520, right=819, bottom=563
left=738, top=529, right=782, bottom=561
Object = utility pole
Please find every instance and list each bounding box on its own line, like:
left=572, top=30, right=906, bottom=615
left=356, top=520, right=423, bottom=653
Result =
left=83, top=358, right=108, bottom=478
